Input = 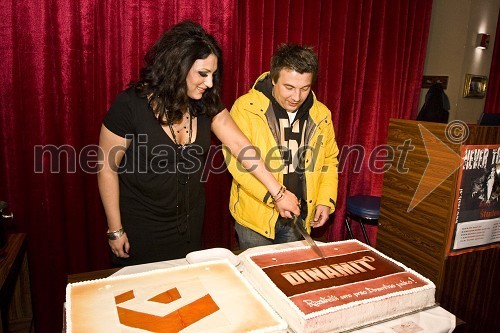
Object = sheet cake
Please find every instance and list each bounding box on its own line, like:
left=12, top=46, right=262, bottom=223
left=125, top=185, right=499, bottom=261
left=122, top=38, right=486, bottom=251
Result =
left=66, top=260, right=287, bottom=333
left=242, top=240, right=435, bottom=333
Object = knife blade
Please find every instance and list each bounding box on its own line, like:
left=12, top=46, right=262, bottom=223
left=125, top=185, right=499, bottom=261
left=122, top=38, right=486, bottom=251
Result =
left=291, top=214, right=327, bottom=260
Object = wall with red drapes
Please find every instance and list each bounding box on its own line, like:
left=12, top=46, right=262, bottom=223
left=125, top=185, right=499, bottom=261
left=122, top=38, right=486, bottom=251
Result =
left=234, top=0, right=432, bottom=243
left=0, top=1, right=432, bottom=332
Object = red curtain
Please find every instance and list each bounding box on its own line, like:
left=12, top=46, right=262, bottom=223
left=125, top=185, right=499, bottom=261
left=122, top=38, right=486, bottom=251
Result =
left=0, top=1, right=431, bottom=332
left=484, top=9, right=500, bottom=114
left=235, top=0, right=432, bottom=244
left=0, top=1, right=237, bottom=332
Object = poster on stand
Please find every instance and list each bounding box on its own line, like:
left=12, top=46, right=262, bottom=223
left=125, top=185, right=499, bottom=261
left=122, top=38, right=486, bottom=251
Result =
left=447, top=144, right=500, bottom=256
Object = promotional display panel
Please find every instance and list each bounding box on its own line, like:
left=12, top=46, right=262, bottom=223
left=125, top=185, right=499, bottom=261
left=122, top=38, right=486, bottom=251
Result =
left=448, top=144, right=500, bottom=255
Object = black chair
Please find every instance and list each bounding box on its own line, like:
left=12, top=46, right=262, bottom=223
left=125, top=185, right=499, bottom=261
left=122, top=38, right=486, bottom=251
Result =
left=478, top=112, right=500, bottom=126
left=344, top=195, right=380, bottom=246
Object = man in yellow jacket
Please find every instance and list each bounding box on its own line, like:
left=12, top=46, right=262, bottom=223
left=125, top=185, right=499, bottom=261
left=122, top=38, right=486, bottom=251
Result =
left=224, top=44, right=339, bottom=249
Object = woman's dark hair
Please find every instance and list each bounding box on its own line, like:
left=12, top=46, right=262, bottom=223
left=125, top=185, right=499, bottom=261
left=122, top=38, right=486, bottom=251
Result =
left=132, top=20, right=223, bottom=124
left=270, top=44, right=318, bottom=84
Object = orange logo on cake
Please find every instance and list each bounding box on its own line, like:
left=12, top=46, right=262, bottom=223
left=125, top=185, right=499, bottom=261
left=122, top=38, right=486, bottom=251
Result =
left=114, top=287, right=219, bottom=332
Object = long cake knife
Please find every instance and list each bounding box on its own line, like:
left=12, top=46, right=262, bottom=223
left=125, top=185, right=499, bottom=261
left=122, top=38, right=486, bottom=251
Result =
left=291, top=214, right=327, bottom=260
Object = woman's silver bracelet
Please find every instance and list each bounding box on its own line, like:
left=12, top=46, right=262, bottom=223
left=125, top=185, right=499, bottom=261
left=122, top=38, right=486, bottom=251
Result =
left=107, top=228, right=124, bottom=240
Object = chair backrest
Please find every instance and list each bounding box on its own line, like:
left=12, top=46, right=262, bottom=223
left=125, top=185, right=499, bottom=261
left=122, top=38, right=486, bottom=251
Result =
left=478, top=112, right=500, bottom=126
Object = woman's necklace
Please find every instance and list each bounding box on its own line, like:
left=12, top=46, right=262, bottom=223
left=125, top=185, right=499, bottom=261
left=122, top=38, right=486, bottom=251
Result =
left=168, top=112, right=192, bottom=146
left=167, top=111, right=192, bottom=239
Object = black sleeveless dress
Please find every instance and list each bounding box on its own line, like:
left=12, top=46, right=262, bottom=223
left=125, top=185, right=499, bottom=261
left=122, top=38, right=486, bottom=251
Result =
left=103, top=88, right=219, bottom=266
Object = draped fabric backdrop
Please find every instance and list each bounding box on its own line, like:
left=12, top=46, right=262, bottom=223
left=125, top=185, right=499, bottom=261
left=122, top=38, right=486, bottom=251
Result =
left=484, top=8, right=500, bottom=114
left=0, top=1, right=432, bottom=332
left=235, top=0, right=432, bottom=243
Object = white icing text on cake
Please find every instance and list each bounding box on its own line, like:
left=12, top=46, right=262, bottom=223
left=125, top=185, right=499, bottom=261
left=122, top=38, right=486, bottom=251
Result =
left=301, top=277, right=420, bottom=308
left=281, top=256, right=376, bottom=286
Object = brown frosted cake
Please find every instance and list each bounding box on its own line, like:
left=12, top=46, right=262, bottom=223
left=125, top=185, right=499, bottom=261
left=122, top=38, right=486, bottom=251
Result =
left=242, top=240, right=435, bottom=333
left=66, top=260, right=287, bottom=333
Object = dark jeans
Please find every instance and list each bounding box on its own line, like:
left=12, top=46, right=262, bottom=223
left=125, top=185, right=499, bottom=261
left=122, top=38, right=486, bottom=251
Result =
left=235, top=217, right=302, bottom=250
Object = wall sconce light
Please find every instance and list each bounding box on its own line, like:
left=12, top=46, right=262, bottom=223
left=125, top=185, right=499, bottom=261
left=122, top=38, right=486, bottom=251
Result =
left=476, top=33, right=490, bottom=49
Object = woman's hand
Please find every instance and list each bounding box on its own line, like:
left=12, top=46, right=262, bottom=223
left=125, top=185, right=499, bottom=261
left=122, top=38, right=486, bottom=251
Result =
left=99, top=125, right=131, bottom=259
left=109, top=233, right=130, bottom=258
left=274, top=190, right=300, bottom=218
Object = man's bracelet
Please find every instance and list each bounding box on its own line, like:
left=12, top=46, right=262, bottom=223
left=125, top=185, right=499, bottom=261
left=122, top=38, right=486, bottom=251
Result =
left=272, top=185, right=286, bottom=198
left=272, top=185, right=286, bottom=203
left=107, top=228, right=124, bottom=240
left=273, top=192, right=285, bottom=203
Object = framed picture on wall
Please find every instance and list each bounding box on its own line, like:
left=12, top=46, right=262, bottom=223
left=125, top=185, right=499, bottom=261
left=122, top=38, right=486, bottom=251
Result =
left=463, top=74, right=488, bottom=98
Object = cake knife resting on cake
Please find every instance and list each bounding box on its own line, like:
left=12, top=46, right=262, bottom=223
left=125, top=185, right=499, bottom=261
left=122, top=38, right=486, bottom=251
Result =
left=291, top=213, right=327, bottom=260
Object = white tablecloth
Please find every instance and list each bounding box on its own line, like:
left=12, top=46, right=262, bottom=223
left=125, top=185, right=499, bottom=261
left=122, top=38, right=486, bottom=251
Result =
left=110, top=241, right=457, bottom=333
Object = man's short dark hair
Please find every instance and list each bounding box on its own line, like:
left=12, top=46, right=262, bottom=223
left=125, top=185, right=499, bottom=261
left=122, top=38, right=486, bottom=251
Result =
left=270, top=44, right=318, bottom=83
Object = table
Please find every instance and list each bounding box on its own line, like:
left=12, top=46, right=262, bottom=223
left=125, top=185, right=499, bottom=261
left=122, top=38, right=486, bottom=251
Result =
left=0, top=233, right=33, bottom=333
left=67, top=241, right=462, bottom=333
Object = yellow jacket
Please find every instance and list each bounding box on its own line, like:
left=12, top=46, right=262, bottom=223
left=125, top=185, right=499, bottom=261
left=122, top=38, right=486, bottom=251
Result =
left=224, top=72, right=339, bottom=239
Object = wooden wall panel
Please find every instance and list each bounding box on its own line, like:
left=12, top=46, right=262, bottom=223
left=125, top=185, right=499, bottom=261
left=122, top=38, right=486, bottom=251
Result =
left=377, top=119, right=500, bottom=333
left=466, top=124, right=500, bottom=144
left=442, top=248, right=500, bottom=333
left=377, top=119, right=461, bottom=288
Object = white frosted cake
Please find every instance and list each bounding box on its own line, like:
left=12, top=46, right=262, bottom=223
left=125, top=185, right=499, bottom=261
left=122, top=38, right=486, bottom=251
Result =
left=242, top=240, right=435, bottom=333
left=66, top=260, right=287, bottom=333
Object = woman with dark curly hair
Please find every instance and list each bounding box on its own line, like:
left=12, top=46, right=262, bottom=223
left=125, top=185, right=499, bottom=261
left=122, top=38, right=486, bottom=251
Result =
left=98, top=21, right=300, bottom=266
